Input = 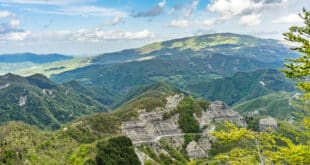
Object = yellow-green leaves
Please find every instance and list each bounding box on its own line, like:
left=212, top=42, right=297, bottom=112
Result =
left=212, top=122, right=255, bottom=143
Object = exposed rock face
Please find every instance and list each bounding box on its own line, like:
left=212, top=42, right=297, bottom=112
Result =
left=186, top=141, right=206, bottom=159
left=42, top=89, right=55, bottom=97
left=122, top=113, right=182, bottom=144
left=121, top=95, right=183, bottom=144
left=186, top=134, right=213, bottom=159
left=161, top=136, right=184, bottom=150
left=199, top=101, right=247, bottom=127
left=122, top=97, right=246, bottom=162
left=0, top=83, right=10, bottom=90
left=247, top=110, right=260, bottom=117
left=165, top=94, right=183, bottom=111
left=18, top=96, right=27, bottom=107
left=259, top=117, right=277, bottom=131
left=135, top=148, right=153, bottom=165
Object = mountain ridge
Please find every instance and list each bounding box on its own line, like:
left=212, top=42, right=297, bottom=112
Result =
left=0, top=53, right=73, bottom=64
left=0, top=73, right=110, bottom=129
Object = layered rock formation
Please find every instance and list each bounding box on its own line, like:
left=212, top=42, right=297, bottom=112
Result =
left=199, top=101, right=247, bottom=127
left=121, top=95, right=183, bottom=144
left=121, top=96, right=247, bottom=162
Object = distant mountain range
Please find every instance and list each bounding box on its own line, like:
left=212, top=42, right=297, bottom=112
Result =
left=0, top=33, right=299, bottom=129
left=50, top=33, right=297, bottom=99
left=0, top=53, right=72, bottom=64
left=0, top=33, right=305, bottom=164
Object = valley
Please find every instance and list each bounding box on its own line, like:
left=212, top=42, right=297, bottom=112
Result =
left=0, top=32, right=309, bottom=164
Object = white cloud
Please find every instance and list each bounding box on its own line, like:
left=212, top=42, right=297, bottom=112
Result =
left=0, top=11, right=14, bottom=19
left=185, top=0, right=200, bottom=17
left=65, top=6, right=128, bottom=17
left=9, top=19, right=20, bottom=28
left=105, top=16, right=123, bottom=26
left=169, top=0, right=200, bottom=18
left=208, top=0, right=263, bottom=19
left=208, top=0, right=285, bottom=20
left=158, top=0, right=166, bottom=8
left=0, top=31, right=29, bottom=41
left=25, top=6, right=128, bottom=18
left=94, top=29, right=155, bottom=40
left=132, top=0, right=166, bottom=17
left=272, top=13, right=302, bottom=24
left=168, top=19, right=190, bottom=28
left=239, top=13, right=262, bottom=26
left=202, top=19, right=215, bottom=27
left=25, top=29, right=154, bottom=42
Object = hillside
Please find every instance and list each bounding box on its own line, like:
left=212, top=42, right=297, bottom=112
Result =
left=0, top=73, right=110, bottom=129
left=0, top=53, right=75, bottom=76
left=51, top=33, right=297, bottom=97
left=15, top=57, right=93, bottom=77
left=188, top=69, right=296, bottom=105
left=0, top=88, right=306, bottom=164
left=93, top=33, right=297, bottom=65
left=0, top=85, right=207, bottom=164
left=233, top=92, right=299, bottom=120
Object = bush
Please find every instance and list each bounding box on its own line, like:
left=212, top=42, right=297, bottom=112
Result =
left=95, top=136, right=140, bottom=165
left=177, top=97, right=202, bottom=133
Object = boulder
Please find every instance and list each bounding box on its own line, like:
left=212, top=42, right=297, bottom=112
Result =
left=186, top=141, right=207, bottom=159
left=259, top=117, right=277, bottom=131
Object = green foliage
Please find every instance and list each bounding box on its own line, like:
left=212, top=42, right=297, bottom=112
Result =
left=67, top=144, right=96, bottom=165
left=245, top=116, right=263, bottom=131
left=65, top=113, right=122, bottom=143
left=210, top=122, right=310, bottom=164
left=139, top=146, right=161, bottom=163
left=0, top=73, right=109, bottom=129
left=160, top=140, right=188, bottom=164
left=95, top=136, right=140, bottom=165
left=282, top=9, right=310, bottom=100
left=280, top=11, right=310, bottom=163
left=189, top=69, right=295, bottom=105
left=159, top=153, right=174, bottom=165
left=0, top=121, right=81, bottom=164
left=17, top=57, right=92, bottom=77
left=114, top=82, right=179, bottom=108
left=233, top=92, right=298, bottom=120
left=183, top=134, right=201, bottom=151
left=51, top=33, right=297, bottom=100
left=276, top=121, right=309, bottom=144
left=177, top=97, right=205, bottom=133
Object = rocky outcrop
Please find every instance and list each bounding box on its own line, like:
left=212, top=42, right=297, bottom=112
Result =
left=0, top=83, right=10, bottom=90
left=18, top=96, right=27, bottom=107
left=186, top=141, right=206, bottom=158
left=259, top=117, right=277, bottom=131
left=122, top=96, right=247, bottom=162
left=121, top=95, right=183, bottom=144
left=199, top=101, right=247, bottom=127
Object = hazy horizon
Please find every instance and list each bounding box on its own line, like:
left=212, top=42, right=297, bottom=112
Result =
left=0, top=0, right=309, bottom=55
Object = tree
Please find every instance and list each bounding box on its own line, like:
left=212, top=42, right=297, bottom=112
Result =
left=95, top=136, right=140, bottom=165
left=211, top=122, right=310, bottom=164
left=282, top=9, right=310, bottom=136
left=282, top=8, right=310, bottom=100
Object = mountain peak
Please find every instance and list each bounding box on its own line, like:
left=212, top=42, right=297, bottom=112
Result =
left=27, top=74, right=57, bottom=89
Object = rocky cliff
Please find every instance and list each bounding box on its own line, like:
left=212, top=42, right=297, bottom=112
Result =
left=121, top=95, right=247, bottom=163
left=121, top=95, right=183, bottom=144
left=198, top=101, right=247, bottom=127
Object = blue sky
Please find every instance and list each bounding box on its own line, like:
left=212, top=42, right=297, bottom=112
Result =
left=0, top=0, right=309, bottom=55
